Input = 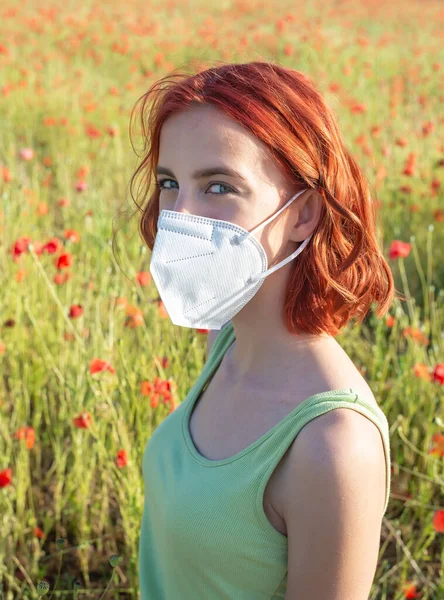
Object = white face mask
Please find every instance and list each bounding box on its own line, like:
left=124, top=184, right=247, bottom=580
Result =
left=149, top=188, right=313, bottom=330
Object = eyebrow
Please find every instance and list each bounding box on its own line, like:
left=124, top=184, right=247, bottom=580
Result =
left=155, top=166, right=247, bottom=182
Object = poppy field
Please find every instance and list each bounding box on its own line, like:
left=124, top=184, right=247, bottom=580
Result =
left=0, top=0, right=444, bottom=598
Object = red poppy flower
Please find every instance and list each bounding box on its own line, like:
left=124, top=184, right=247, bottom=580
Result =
left=69, top=305, right=83, bottom=319
left=388, top=240, right=411, bottom=260
left=116, top=449, right=128, bottom=468
left=73, top=412, right=92, bottom=429
left=89, top=358, right=115, bottom=375
left=0, top=468, right=12, bottom=488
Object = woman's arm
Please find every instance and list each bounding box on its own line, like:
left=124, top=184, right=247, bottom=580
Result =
left=283, top=409, right=387, bottom=600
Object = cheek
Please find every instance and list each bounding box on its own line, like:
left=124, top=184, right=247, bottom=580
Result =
left=257, top=228, right=284, bottom=264
left=158, top=194, right=172, bottom=211
left=244, top=202, right=284, bottom=255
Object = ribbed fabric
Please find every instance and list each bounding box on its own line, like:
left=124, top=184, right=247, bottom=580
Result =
left=138, top=321, right=391, bottom=599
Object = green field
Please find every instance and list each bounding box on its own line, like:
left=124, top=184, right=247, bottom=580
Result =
left=0, top=0, right=443, bottom=598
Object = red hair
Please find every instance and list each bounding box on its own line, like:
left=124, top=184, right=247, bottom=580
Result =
left=120, top=61, right=397, bottom=337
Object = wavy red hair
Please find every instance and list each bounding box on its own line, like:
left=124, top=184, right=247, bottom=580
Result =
left=120, top=60, right=397, bottom=337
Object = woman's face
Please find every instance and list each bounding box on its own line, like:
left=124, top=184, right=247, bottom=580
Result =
left=155, top=103, right=320, bottom=266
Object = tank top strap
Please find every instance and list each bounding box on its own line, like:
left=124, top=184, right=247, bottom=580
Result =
left=250, top=391, right=392, bottom=528
left=200, top=322, right=391, bottom=517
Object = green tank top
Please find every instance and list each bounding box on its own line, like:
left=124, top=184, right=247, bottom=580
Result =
left=138, top=321, right=391, bottom=599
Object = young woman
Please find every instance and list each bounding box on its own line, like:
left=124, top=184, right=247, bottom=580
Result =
left=132, top=61, right=394, bottom=599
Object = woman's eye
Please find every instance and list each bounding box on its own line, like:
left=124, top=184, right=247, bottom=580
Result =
left=155, top=179, right=235, bottom=195
left=207, top=183, right=234, bottom=195
left=156, top=178, right=177, bottom=190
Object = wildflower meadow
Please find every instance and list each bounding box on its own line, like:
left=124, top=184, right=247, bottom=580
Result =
left=0, top=0, right=443, bottom=598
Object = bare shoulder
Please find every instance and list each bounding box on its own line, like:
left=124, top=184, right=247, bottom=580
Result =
left=281, top=404, right=388, bottom=520
left=281, top=407, right=388, bottom=600
left=293, top=405, right=385, bottom=455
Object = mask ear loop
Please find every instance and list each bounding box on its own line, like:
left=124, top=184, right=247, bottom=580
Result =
left=228, top=188, right=312, bottom=285
left=246, top=232, right=313, bottom=284
left=232, top=188, right=308, bottom=245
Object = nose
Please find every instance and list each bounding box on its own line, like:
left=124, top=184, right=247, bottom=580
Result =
left=163, top=192, right=198, bottom=216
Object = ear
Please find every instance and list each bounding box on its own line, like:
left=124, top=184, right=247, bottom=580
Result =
left=288, top=189, right=323, bottom=243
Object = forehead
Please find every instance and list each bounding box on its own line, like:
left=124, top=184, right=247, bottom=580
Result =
left=158, top=104, right=275, bottom=182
